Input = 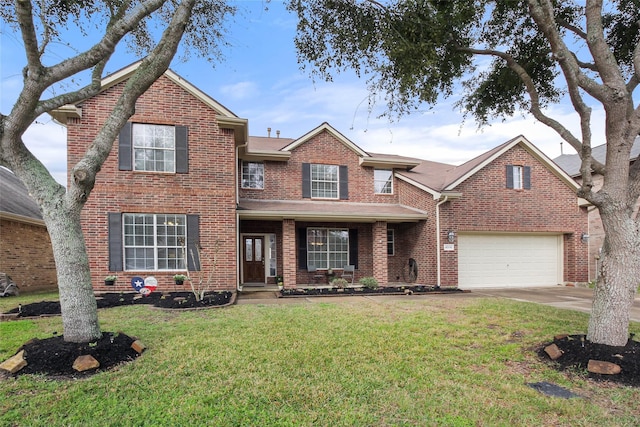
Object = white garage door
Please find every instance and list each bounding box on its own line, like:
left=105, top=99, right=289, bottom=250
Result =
left=458, top=234, right=562, bottom=288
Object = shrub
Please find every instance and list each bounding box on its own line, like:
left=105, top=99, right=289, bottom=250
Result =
left=359, top=277, right=379, bottom=289
left=331, top=278, right=349, bottom=288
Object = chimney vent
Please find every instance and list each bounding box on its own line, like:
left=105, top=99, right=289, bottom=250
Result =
left=267, top=127, right=271, bottom=138
left=276, top=130, right=280, bottom=138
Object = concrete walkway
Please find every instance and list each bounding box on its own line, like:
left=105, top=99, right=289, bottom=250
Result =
left=236, top=286, right=640, bottom=323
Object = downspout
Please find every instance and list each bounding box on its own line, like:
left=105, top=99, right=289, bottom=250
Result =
left=435, top=195, right=449, bottom=288
left=235, top=144, right=246, bottom=293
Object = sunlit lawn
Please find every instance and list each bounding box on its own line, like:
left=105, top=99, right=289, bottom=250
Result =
left=1, top=292, right=639, bottom=426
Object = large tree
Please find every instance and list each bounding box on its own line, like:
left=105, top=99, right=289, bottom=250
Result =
left=288, top=0, right=640, bottom=346
left=0, top=0, right=236, bottom=343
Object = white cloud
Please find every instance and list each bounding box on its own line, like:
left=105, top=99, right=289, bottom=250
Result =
left=22, top=117, right=67, bottom=186
left=219, top=81, right=260, bottom=101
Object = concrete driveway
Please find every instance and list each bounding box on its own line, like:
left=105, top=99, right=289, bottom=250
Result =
left=237, top=286, right=640, bottom=323
left=469, top=286, right=640, bottom=323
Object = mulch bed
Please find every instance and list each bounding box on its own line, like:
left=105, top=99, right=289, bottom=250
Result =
left=279, top=285, right=469, bottom=297
left=538, top=334, right=640, bottom=388
left=3, top=291, right=234, bottom=318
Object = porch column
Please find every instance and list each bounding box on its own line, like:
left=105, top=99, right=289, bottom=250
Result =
left=282, top=219, right=297, bottom=288
left=372, top=221, right=388, bottom=286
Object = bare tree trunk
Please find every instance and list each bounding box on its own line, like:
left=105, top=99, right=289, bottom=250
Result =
left=44, top=206, right=101, bottom=342
left=587, top=210, right=640, bottom=347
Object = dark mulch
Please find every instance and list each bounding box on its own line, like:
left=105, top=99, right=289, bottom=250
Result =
left=5, top=291, right=234, bottom=317
left=538, top=334, right=640, bottom=388
left=4, top=332, right=141, bottom=380
left=279, top=285, right=469, bottom=297
left=1, top=291, right=233, bottom=380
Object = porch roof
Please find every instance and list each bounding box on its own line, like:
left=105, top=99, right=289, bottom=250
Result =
left=237, top=199, right=428, bottom=223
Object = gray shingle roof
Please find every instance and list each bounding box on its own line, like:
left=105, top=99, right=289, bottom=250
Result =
left=0, top=167, right=43, bottom=221
left=553, top=137, right=640, bottom=177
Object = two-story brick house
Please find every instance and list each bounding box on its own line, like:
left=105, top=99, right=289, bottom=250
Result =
left=52, top=63, right=589, bottom=293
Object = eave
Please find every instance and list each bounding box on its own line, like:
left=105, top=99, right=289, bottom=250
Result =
left=359, top=156, right=420, bottom=170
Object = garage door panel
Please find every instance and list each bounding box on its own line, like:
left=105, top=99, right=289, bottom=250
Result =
left=458, top=234, right=562, bottom=288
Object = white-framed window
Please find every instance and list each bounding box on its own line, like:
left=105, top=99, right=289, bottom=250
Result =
left=506, top=165, right=531, bottom=190
left=387, top=229, right=395, bottom=256
left=123, top=213, right=186, bottom=270
left=307, top=228, right=349, bottom=269
left=512, top=165, right=523, bottom=189
left=242, top=161, right=264, bottom=189
left=133, top=124, right=176, bottom=172
left=374, top=169, right=393, bottom=194
left=311, top=164, right=339, bottom=199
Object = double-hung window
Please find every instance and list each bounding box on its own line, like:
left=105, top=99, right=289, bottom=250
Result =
left=133, top=124, right=176, bottom=172
left=374, top=169, right=393, bottom=194
left=307, top=228, right=349, bottom=269
left=241, top=161, right=264, bottom=189
left=311, top=164, right=339, bottom=199
left=123, top=214, right=186, bottom=270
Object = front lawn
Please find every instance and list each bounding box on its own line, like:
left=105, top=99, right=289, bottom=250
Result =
left=1, top=293, right=639, bottom=426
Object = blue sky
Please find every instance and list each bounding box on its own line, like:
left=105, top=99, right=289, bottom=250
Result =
left=1, top=1, right=603, bottom=186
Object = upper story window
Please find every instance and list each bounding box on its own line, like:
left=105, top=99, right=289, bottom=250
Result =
left=242, top=161, right=264, bottom=189
left=118, top=122, right=188, bottom=173
left=302, top=163, right=348, bottom=200
left=133, top=124, right=176, bottom=172
left=311, top=164, right=339, bottom=199
left=374, top=169, right=393, bottom=194
left=123, top=213, right=186, bottom=271
left=506, top=165, right=531, bottom=190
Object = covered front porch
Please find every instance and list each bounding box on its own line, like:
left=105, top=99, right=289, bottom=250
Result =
left=237, top=199, right=428, bottom=291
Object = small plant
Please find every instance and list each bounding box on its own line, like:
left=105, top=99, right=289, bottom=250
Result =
left=331, top=277, right=349, bottom=288
left=173, top=274, right=187, bottom=285
left=359, top=277, right=379, bottom=289
left=275, top=275, right=284, bottom=285
left=105, top=275, right=117, bottom=281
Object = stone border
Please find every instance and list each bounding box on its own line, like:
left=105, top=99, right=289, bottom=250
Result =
left=148, top=292, right=237, bottom=311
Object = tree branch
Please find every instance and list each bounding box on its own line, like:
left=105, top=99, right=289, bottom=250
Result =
left=68, top=0, right=197, bottom=206
left=557, top=18, right=587, bottom=40
left=15, top=0, right=43, bottom=75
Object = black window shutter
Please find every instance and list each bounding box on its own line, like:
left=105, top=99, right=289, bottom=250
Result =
left=505, top=165, right=514, bottom=189
left=186, top=215, right=201, bottom=271
left=523, top=166, right=531, bottom=189
left=302, top=163, right=311, bottom=198
left=108, top=213, right=123, bottom=271
left=298, top=227, right=307, bottom=269
left=175, top=126, right=188, bottom=173
left=118, top=122, right=132, bottom=171
left=349, top=229, right=358, bottom=269
left=339, top=165, right=348, bottom=199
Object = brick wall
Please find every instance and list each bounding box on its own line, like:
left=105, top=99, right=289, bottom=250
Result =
left=440, top=145, right=589, bottom=284
left=240, top=130, right=400, bottom=204
left=66, top=75, right=238, bottom=292
left=0, top=218, right=58, bottom=293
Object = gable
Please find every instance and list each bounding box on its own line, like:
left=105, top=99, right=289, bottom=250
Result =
left=443, top=136, right=580, bottom=192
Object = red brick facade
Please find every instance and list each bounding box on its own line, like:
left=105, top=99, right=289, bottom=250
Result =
left=0, top=218, right=57, bottom=293
left=66, top=74, right=238, bottom=292
left=64, top=66, right=588, bottom=293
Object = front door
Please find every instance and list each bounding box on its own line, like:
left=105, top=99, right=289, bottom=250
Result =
left=243, top=236, right=265, bottom=283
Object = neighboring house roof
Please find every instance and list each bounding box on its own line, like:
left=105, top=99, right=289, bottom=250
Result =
left=553, top=137, right=640, bottom=177
left=0, top=167, right=44, bottom=225
left=396, top=135, right=580, bottom=199
left=237, top=199, right=428, bottom=223
left=49, top=61, right=249, bottom=145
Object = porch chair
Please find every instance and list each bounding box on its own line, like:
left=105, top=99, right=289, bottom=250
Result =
left=307, top=265, right=324, bottom=284
left=341, top=265, right=355, bottom=286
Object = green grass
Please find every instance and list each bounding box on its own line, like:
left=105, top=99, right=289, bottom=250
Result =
left=1, top=293, right=639, bottom=426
